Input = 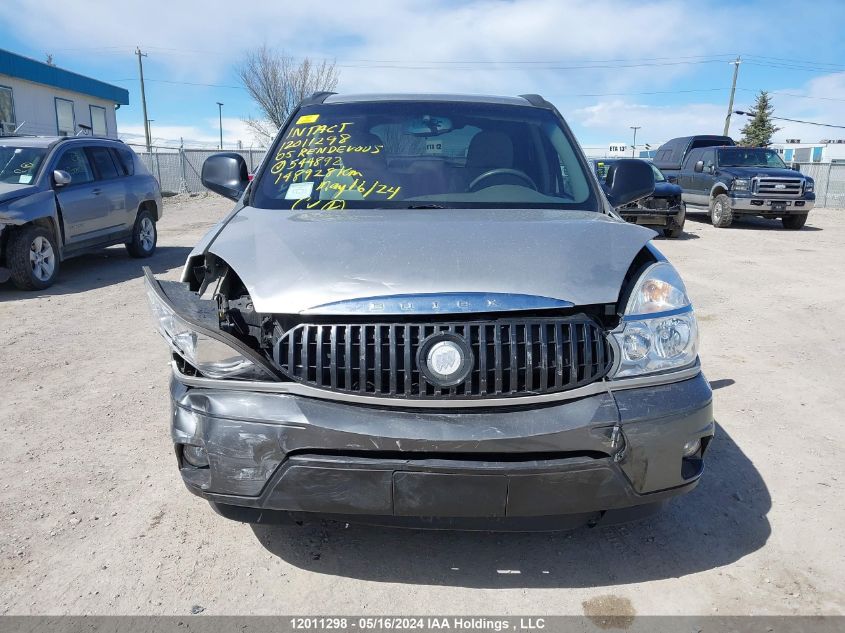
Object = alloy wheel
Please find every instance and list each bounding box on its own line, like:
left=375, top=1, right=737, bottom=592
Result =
left=140, top=217, right=155, bottom=251
left=29, top=236, right=55, bottom=282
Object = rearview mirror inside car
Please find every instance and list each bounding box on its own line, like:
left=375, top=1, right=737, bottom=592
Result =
left=53, top=170, right=72, bottom=187
left=604, top=159, right=655, bottom=208
left=201, top=153, right=249, bottom=201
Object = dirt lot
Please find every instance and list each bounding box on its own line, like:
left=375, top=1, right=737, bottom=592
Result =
left=1, top=196, right=843, bottom=617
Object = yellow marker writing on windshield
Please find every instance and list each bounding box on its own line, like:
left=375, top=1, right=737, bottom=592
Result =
left=295, top=114, right=320, bottom=125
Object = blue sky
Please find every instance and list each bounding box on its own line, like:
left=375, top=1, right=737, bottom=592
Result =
left=4, top=0, right=845, bottom=149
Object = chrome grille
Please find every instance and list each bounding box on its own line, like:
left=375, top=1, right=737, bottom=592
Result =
left=274, top=317, right=612, bottom=400
left=754, top=177, right=804, bottom=197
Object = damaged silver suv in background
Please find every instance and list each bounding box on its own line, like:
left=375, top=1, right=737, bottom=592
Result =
left=145, top=93, right=714, bottom=529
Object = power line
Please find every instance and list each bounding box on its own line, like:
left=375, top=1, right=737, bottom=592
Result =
left=737, top=88, right=845, bottom=103
left=333, top=59, right=730, bottom=71
left=743, top=54, right=845, bottom=71
left=744, top=60, right=845, bottom=74
left=734, top=110, right=845, bottom=129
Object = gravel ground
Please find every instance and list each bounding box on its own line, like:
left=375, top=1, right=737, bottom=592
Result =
left=1, top=196, right=843, bottom=617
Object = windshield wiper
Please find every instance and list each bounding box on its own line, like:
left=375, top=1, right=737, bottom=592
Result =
left=406, top=203, right=445, bottom=209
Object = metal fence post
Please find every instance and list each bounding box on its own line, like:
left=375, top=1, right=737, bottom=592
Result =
left=154, top=149, right=162, bottom=189
left=823, top=162, right=833, bottom=208
left=180, top=143, right=188, bottom=194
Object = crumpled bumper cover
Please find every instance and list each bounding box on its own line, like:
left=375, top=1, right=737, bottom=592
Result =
left=170, top=372, right=714, bottom=520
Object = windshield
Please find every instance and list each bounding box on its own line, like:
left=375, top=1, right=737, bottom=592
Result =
left=650, top=163, right=666, bottom=182
left=0, top=145, right=47, bottom=185
left=717, top=148, right=786, bottom=168
left=253, top=101, right=597, bottom=210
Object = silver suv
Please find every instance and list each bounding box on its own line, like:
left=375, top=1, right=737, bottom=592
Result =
left=0, top=136, right=162, bottom=290
left=146, top=93, right=714, bottom=530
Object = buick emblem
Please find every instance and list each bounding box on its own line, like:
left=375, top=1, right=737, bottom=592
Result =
left=427, top=341, right=464, bottom=379
left=418, top=333, right=473, bottom=387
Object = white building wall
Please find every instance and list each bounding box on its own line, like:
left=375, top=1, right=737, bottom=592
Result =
left=0, top=74, right=119, bottom=137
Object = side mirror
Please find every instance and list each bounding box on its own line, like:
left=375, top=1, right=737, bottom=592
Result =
left=693, top=160, right=704, bottom=173
left=604, top=159, right=654, bottom=208
left=201, top=153, right=249, bottom=201
left=53, top=170, right=72, bottom=187
left=708, top=164, right=715, bottom=174
left=791, top=162, right=801, bottom=172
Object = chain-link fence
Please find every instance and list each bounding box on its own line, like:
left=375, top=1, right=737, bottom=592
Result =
left=134, top=146, right=268, bottom=195
left=795, top=162, right=845, bottom=209
left=135, top=145, right=845, bottom=209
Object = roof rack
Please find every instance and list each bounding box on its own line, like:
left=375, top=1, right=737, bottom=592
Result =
left=302, top=91, right=336, bottom=106
left=519, top=94, right=553, bottom=108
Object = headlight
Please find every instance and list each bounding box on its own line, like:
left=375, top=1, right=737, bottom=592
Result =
left=143, top=273, right=275, bottom=381
left=732, top=179, right=750, bottom=191
left=805, top=180, right=814, bottom=192
left=611, top=261, right=699, bottom=378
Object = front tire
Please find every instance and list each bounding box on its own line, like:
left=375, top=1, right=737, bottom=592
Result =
left=782, top=214, right=808, bottom=230
left=664, top=217, right=685, bottom=238
left=7, top=225, right=60, bottom=290
left=710, top=194, right=734, bottom=228
left=125, top=209, right=157, bottom=258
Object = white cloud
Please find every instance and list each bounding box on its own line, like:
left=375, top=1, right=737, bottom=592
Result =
left=119, top=117, right=264, bottom=149
left=6, top=0, right=745, bottom=89
left=572, top=99, right=743, bottom=147
left=570, top=69, right=845, bottom=147
left=9, top=0, right=843, bottom=146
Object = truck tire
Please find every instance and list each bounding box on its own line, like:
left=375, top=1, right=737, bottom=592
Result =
left=710, top=194, right=734, bottom=228
left=125, top=208, right=157, bottom=258
left=782, top=214, right=808, bottom=230
left=664, top=217, right=686, bottom=238
left=7, top=225, right=60, bottom=290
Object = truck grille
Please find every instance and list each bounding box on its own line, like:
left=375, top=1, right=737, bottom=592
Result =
left=753, top=177, right=804, bottom=197
left=274, top=317, right=612, bottom=400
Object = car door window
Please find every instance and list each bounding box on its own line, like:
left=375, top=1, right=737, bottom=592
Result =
left=702, top=149, right=716, bottom=172
left=111, top=147, right=135, bottom=176
left=55, top=148, right=94, bottom=185
left=683, top=148, right=703, bottom=170
left=88, top=146, right=120, bottom=180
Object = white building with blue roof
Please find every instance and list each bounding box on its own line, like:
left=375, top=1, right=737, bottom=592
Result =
left=0, top=48, right=129, bottom=138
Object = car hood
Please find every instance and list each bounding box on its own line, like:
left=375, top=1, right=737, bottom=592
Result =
left=720, top=167, right=805, bottom=179
left=206, top=206, right=655, bottom=314
left=0, top=182, right=38, bottom=206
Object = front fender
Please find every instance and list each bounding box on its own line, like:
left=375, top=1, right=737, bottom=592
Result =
left=709, top=182, right=732, bottom=197
left=0, top=190, right=58, bottom=225
left=0, top=191, right=63, bottom=248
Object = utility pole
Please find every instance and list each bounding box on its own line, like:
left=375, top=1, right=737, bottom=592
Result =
left=723, top=56, right=742, bottom=137
left=630, top=126, right=640, bottom=157
left=216, top=102, right=224, bottom=150
left=136, top=47, right=151, bottom=152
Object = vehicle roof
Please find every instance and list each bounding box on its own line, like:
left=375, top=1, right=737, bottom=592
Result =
left=664, top=135, right=734, bottom=144
left=322, top=93, right=540, bottom=106
left=0, top=135, right=124, bottom=148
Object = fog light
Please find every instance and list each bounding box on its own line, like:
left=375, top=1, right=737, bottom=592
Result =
left=682, top=438, right=701, bottom=458
left=182, top=444, right=209, bottom=468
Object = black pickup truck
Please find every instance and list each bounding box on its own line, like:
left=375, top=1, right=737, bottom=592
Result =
left=654, top=135, right=815, bottom=229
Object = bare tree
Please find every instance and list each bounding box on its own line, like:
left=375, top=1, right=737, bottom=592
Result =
left=238, top=46, right=339, bottom=144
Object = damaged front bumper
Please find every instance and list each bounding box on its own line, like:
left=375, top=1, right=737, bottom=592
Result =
left=618, top=203, right=685, bottom=229
left=170, top=368, right=714, bottom=528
